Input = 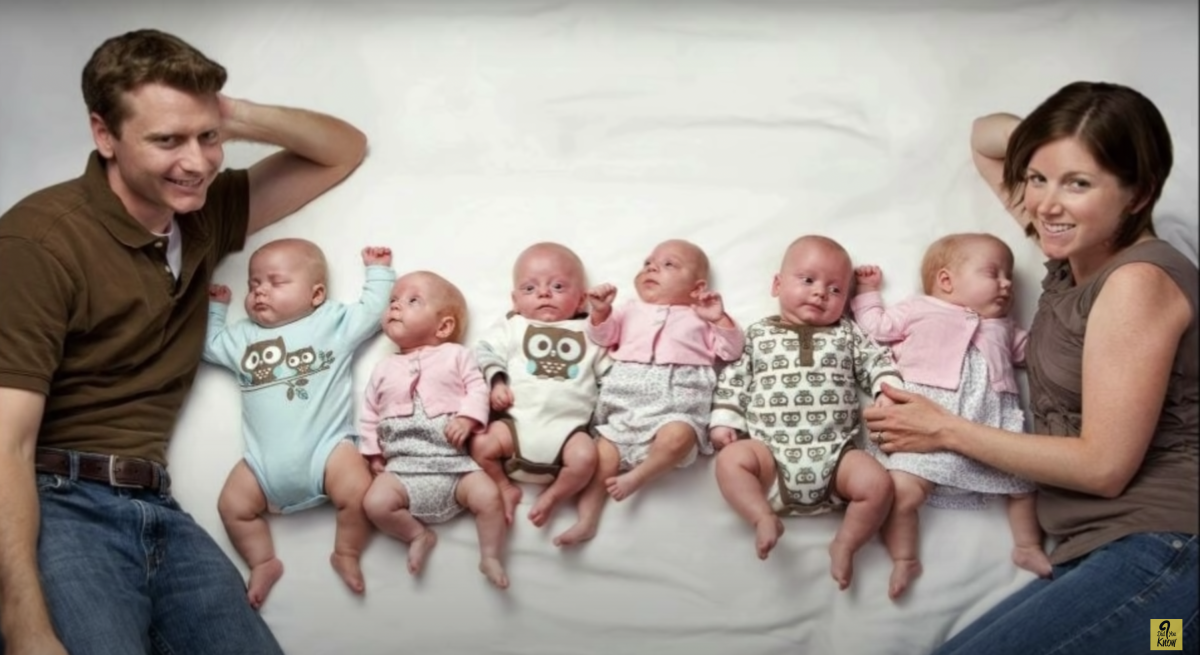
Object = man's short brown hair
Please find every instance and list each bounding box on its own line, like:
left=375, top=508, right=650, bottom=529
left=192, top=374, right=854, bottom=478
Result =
left=82, top=28, right=227, bottom=137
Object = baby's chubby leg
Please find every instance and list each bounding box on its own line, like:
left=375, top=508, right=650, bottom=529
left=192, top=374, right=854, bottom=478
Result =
left=362, top=472, right=437, bottom=576
left=323, top=441, right=374, bottom=595
left=829, top=450, right=894, bottom=591
left=528, top=432, right=597, bottom=527
left=554, top=436, right=618, bottom=548
left=714, top=439, right=785, bottom=560
left=456, top=471, right=510, bottom=589
left=469, top=422, right=522, bottom=526
left=881, top=470, right=933, bottom=600
left=1007, top=492, right=1052, bottom=577
left=217, top=460, right=283, bottom=610
left=606, top=421, right=696, bottom=501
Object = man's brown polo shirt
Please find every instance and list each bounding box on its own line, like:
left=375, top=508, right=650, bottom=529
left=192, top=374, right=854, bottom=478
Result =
left=0, top=152, right=249, bottom=465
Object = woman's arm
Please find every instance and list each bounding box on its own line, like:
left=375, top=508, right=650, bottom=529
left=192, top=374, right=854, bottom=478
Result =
left=970, top=112, right=1029, bottom=231
left=866, top=263, right=1191, bottom=497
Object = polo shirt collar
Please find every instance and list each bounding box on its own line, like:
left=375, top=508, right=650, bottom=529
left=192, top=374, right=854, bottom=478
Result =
left=81, top=150, right=170, bottom=249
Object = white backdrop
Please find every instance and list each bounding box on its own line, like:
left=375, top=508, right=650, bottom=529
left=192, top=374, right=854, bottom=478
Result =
left=2, top=2, right=1196, bottom=654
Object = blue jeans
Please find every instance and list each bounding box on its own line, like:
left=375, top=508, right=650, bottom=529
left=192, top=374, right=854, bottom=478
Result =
left=2, top=465, right=284, bottom=655
left=935, top=532, right=1199, bottom=655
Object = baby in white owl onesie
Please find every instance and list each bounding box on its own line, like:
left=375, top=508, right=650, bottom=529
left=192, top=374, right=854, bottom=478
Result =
left=470, top=242, right=611, bottom=548
left=709, top=236, right=899, bottom=593
left=204, top=239, right=392, bottom=608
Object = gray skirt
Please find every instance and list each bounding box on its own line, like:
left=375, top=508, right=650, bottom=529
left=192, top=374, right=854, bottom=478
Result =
left=593, top=361, right=716, bottom=456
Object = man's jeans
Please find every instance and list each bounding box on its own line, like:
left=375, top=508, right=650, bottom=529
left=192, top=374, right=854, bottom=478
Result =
left=2, top=464, right=284, bottom=655
left=935, top=531, right=1199, bottom=655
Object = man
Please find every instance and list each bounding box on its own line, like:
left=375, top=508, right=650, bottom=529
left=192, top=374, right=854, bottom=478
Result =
left=0, top=29, right=368, bottom=654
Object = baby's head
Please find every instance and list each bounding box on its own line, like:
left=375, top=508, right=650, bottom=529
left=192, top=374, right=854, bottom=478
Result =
left=511, top=242, right=588, bottom=322
left=245, top=238, right=328, bottom=328
left=921, top=233, right=1015, bottom=319
left=634, top=239, right=711, bottom=306
left=772, top=235, right=853, bottom=327
left=384, top=270, right=468, bottom=351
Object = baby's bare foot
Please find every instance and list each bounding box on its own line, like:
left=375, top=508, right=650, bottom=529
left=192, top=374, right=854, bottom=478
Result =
left=828, top=540, right=854, bottom=591
left=1012, top=544, right=1052, bottom=578
left=553, top=517, right=598, bottom=548
left=246, top=558, right=285, bottom=610
left=479, top=557, right=509, bottom=589
left=330, top=552, right=365, bottom=594
left=605, top=472, right=645, bottom=501
left=754, top=516, right=785, bottom=560
left=888, top=558, right=923, bottom=600
left=407, top=529, right=438, bottom=576
left=528, top=489, right=562, bottom=528
left=499, top=483, right=523, bottom=526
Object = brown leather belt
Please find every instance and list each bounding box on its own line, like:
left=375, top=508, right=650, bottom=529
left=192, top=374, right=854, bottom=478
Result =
left=35, top=448, right=169, bottom=492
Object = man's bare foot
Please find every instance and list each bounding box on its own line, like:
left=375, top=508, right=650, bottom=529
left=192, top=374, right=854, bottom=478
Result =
left=407, top=529, right=438, bottom=576
left=330, top=552, right=365, bottom=594
left=553, top=518, right=598, bottom=547
left=246, top=557, right=285, bottom=610
left=528, top=489, right=564, bottom=527
left=1012, top=544, right=1052, bottom=578
left=888, top=558, right=922, bottom=600
left=828, top=540, right=854, bottom=591
left=479, top=557, right=509, bottom=589
left=754, top=516, right=786, bottom=560
left=499, top=483, right=523, bottom=526
left=605, top=472, right=645, bottom=501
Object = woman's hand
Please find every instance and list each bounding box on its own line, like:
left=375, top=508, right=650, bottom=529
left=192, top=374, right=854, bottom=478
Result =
left=862, top=383, right=957, bottom=454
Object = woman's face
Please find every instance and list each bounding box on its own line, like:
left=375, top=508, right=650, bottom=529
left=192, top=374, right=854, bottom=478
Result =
left=1022, top=137, right=1140, bottom=278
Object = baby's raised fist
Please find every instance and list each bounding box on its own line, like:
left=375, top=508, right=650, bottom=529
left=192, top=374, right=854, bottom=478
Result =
left=362, top=246, right=393, bottom=267
left=854, top=265, right=883, bottom=293
left=209, top=284, right=232, bottom=304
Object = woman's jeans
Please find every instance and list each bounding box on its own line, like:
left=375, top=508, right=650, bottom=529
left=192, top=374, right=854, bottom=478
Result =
left=936, top=531, right=1198, bottom=655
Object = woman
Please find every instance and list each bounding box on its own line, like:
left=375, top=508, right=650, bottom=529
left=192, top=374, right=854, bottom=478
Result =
left=864, top=80, right=1198, bottom=654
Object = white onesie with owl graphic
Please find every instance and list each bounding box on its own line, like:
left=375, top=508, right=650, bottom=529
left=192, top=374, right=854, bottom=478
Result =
left=203, top=265, right=394, bottom=513
left=710, top=316, right=903, bottom=515
left=474, top=313, right=612, bottom=484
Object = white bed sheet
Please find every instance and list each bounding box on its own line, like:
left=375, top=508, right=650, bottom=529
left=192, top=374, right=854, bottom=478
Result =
left=1, top=2, right=1196, bottom=654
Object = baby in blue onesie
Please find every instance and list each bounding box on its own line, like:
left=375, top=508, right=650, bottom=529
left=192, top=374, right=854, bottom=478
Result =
left=204, top=238, right=394, bottom=609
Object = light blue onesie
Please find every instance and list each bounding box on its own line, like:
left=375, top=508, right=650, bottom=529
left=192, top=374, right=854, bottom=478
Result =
left=203, top=265, right=394, bottom=513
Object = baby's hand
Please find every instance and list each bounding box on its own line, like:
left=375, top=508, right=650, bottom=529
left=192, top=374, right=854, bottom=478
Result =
left=362, top=246, right=393, bottom=267
left=587, top=284, right=617, bottom=322
left=366, top=455, right=386, bottom=476
left=692, top=290, right=727, bottom=323
left=490, top=382, right=514, bottom=411
left=444, top=416, right=479, bottom=449
left=209, top=284, right=232, bottom=304
left=710, top=426, right=739, bottom=450
left=854, top=265, right=883, bottom=294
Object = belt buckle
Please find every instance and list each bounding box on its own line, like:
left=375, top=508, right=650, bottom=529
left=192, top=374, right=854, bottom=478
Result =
left=107, top=455, right=143, bottom=489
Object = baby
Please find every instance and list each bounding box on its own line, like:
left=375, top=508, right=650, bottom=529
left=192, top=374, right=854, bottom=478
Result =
left=359, top=270, right=510, bottom=588
left=852, top=232, right=1048, bottom=599
left=709, top=235, right=898, bottom=592
left=577, top=238, right=743, bottom=525
left=204, top=238, right=393, bottom=608
left=469, top=242, right=611, bottom=547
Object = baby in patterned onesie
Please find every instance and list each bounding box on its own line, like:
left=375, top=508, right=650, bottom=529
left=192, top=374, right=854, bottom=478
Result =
left=709, top=235, right=898, bottom=592
left=204, top=238, right=393, bottom=608
left=469, top=242, right=612, bottom=547
left=359, top=270, right=510, bottom=588
left=580, top=239, right=743, bottom=524
left=851, top=232, right=1048, bottom=600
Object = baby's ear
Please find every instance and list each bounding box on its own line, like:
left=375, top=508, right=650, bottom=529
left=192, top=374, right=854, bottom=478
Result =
left=311, top=283, right=327, bottom=307
left=690, top=278, right=708, bottom=298
left=435, top=315, right=458, bottom=342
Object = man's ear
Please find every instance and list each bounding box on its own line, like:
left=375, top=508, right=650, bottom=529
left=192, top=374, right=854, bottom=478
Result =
left=90, top=113, right=117, bottom=159
left=311, top=284, right=327, bottom=307
left=435, top=315, right=457, bottom=341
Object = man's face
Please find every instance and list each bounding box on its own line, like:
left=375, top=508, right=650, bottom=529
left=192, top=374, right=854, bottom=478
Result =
left=91, top=82, right=223, bottom=228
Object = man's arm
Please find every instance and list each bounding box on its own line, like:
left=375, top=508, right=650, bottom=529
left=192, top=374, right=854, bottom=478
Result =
left=0, top=387, right=64, bottom=652
left=219, top=96, right=368, bottom=236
